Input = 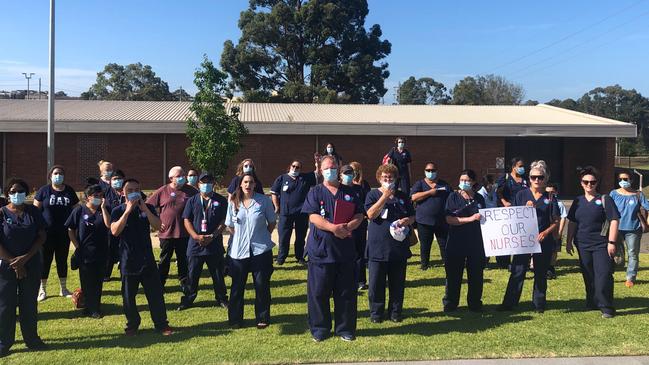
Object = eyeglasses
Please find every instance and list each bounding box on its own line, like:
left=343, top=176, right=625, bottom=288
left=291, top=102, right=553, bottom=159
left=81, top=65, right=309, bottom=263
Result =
left=581, top=180, right=598, bottom=186
left=425, top=169, right=437, bottom=172
left=530, top=175, right=545, bottom=181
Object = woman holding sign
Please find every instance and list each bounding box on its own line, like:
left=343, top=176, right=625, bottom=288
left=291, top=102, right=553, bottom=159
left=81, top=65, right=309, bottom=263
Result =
left=566, top=166, right=619, bottom=318
left=498, top=160, right=560, bottom=313
left=443, top=169, right=486, bottom=313
left=365, top=164, right=415, bottom=323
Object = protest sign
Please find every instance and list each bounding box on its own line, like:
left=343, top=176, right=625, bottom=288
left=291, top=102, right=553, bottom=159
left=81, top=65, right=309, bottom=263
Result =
left=479, top=206, right=541, bottom=257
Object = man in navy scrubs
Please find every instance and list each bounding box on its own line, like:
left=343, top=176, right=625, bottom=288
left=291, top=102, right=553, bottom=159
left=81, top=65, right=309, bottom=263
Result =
left=302, top=155, right=364, bottom=342
left=271, top=160, right=317, bottom=265
left=111, top=179, right=173, bottom=336
left=178, top=173, right=229, bottom=311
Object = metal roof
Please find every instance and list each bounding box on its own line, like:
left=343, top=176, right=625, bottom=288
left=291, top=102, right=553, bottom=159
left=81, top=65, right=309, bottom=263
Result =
left=0, top=99, right=637, bottom=137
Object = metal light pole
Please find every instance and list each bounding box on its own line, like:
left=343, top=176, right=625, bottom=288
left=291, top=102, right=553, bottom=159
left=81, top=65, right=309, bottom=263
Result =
left=22, top=72, right=35, bottom=99
left=47, top=0, right=55, bottom=171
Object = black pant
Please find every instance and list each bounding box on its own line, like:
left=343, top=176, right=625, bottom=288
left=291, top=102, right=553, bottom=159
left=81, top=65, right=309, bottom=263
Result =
left=368, top=260, right=407, bottom=320
left=228, top=250, right=273, bottom=325
left=307, top=261, right=357, bottom=339
left=354, top=223, right=368, bottom=285
left=80, top=261, right=105, bottom=315
left=496, top=255, right=511, bottom=269
left=181, top=254, right=228, bottom=306
left=443, top=251, right=485, bottom=311
left=42, top=229, right=70, bottom=279
left=577, top=244, right=615, bottom=315
left=277, top=213, right=308, bottom=261
left=502, top=240, right=553, bottom=310
left=104, top=235, right=120, bottom=280
left=158, top=237, right=189, bottom=286
left=417, top=223, right=448, bottom=265
left=0, top=255, right=42, bottom=351
left=121, top=265, right=169, bottom=331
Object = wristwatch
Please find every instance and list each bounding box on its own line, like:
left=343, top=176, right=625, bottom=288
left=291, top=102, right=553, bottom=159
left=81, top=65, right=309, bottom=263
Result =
left=608, top=241, right=616, bottom=245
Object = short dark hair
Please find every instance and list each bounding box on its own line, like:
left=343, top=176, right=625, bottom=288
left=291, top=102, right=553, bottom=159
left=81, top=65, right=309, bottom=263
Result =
left=460, top=169, right=477, bottom=181
left=546, top=182, right=559, bottom=190
left=4, top=177, right=29, bottom=197
left=395, top=136, right=406, bottom=143
left=84, top=183, right=103, bottom=198
left=578, top=166, right=599, bottom=180
left=510, top=157, right=524, bottom=168
left=113, top=169, right=126, bottom=179
left=123, top=178, right=140, bottom=188
left=48, top=164, right=65, bottom=180
left=617, top=170, right=633, bottom=181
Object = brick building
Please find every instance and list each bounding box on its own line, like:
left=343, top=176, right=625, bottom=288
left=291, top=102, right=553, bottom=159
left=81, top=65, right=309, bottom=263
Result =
left=0, top=100, right=636, bottom=196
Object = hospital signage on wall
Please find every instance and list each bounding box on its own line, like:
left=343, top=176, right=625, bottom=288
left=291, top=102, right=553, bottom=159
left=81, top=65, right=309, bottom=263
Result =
left=479, top=206, right=541, bottom=257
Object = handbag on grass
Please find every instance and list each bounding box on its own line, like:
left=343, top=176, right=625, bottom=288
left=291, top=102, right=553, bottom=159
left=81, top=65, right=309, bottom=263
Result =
left=72, top=288, right=85, bottom=309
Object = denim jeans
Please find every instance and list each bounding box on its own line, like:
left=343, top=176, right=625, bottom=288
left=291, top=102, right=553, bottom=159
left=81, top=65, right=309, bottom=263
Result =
left=618, top=229, right=642, bottom=281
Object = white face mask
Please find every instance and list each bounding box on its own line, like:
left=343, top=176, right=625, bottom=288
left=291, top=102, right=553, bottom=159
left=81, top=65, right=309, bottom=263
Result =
left=381, top=181, right=395, bottom=190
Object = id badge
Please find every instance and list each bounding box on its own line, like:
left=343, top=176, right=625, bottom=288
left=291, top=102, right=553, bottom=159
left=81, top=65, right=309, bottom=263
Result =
left=201, top=219, right=208, bottom=233
left=381, top=208, right=388, bottom=219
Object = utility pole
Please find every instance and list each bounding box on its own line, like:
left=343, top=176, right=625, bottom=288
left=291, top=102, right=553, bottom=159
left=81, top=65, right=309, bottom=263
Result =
left=179, top=86, right=183, bottom=101
left=47, top=0, right=55, bottom=172
left=22, top=72, right=35, bottom=100
left=38, top=78, right=42, bottom=99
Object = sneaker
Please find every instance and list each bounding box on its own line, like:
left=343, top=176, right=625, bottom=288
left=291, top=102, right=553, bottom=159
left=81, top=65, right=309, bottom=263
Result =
left=370, top=317, right=382, bottom=324
left=216, top=299, right=229, bottom=309
left=625, top=280, right=634, bottom=288
left=602, top=312, right=615, bottom=319
left=546, top=269, right=557, bottom=280
left=357, top=283, right=368, bottom=291
left=60, top=287, right=72, bottom=298
left=297, top=259, right=307, bottom=267
left=390, top=315, right=402, bottom=323
left=37, top=288, right=47, bottom=302
left=274, top=259, right=285, bottom=266
left=177, top=304, right=190, bottom=311
left=90, top=312, right=103, bottom=319
left=159, top=326, right=174, bottom=336
left=256, top=322, right=269, bottom=329
left=420, top=264, right=430, bottom=271
left=340, top=334, right=356, bottom=342
left=312, top=336, right=324, bottom=343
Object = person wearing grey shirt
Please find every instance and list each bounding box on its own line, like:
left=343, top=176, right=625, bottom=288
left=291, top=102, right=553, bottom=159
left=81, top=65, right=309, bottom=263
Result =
left=225, top=173, right=276, bottom=329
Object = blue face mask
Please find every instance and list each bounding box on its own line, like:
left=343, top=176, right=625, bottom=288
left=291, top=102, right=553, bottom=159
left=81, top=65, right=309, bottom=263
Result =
left=341, top=174, right=353, bottom=186
left=326, top=147, right=334, bottom=154
left=243, top=165, right=253, bottom=174
left=425, top=171, right=437, bottom=180
left=52, top=174, right=64, bottom=185
left=619, top=180, right=631, bottom=189
left=200, top=183, right=213, bottom=193
left=104, top=170, right=113, bottom=179
left=288, top=170, right=299, bottom=178
left=322, top=168, right=338, bottom=182
left=398, top=142, right=405, bottom=149
left=175, top=176, right=186, bottom=185
left=459, top=181, right=472, bottom=191
left=188, top=176, right=198, bottom=185
left=127, top=192, right=141, bottom=201
left=516, top=167, right=525, bottom=175
left=91, top=197, right=102, bottom=207
left=111, top=179, right=123, bottom=189
left=9, top=192, right=26, bottom=205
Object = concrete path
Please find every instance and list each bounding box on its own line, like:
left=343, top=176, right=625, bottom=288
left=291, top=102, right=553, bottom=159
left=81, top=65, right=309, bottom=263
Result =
left=327, top=356, right=649, bottom=365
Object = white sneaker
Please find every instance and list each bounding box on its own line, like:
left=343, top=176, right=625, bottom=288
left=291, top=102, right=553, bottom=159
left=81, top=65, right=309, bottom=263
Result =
left=37, top=288, right=47, bottom=302
left=60, top=287, right=72, bottom=298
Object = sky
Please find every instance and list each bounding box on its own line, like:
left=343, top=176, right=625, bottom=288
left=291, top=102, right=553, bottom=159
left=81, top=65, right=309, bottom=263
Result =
left=1, top=0, right=648, bottom=103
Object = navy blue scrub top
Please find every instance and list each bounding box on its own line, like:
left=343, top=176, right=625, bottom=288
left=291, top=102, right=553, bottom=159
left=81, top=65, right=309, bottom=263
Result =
left=567, top=194, right=620, bottom=250
left=270, top=172, right=317, bottom=216
left=444, top=191, right=486, bottom=255
left=410, top=179, right=451, bottom=226
left=227, top=175, right=264, bottom=195
left=34, top=184, right=80, bottom=231
left=105, top=187, right=124, bottom=212
left=387, top=148, right=412, bottom=184
left=301, top=184, right=363, bottom=264
left=182, top=192, right=228, bottom=257
left=0, top=205, right=46, bottom=259
left=364, top=189, right=415, bottom=262
left=514, top=189, right=560, bottom=233
left=496, top=173, right=528, bottom=204
left=65, top=205, right=109, bottom=264
left=110, top=203, right=159, bottom=275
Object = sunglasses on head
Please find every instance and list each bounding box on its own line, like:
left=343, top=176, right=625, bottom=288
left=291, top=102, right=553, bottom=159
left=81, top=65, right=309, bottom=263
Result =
left=581, top=179, right=598, bottom=186
left=530, top=175, right=545, bottom=181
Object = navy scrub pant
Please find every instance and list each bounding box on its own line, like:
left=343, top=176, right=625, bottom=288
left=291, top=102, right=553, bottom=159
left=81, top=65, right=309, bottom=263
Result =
left=121, top=265, right=169, bottom=331
left=417, top=223, right=448, bottom=265
left=0, top=255, right=42, bottom=352
left=42, top=229, right=70, bottom=279
left=307, top=261, right=357, bottom=340
left=577, top=244, right=615, bottom=315
left=367, top=260, right=407, bottom=320
left=228, top=250, right=273, bottom=326
left=104, top=235, right=120, bottom=280
left=79, top=261, right=105, bottom=315
left=181, top=254, right=228, bottom=306
left=158, top=237, right=189, bottom=286
left=501, top=240, right=554, bottom=310
left=354, top=222, right=368, bottom=286
left=443, top=251, right=485, bottom=311
left=277, top=213, right=308, bottom=262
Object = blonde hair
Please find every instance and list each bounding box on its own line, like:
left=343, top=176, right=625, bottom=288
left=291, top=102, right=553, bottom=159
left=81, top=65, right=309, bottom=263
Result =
left=98, top=160, right=112, bottom=168
left=235, top=158, right=254, bottom=176
left=530, top=160, right=550, bottom=180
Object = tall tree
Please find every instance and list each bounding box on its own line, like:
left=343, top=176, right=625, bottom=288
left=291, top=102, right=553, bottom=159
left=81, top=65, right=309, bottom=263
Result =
left=186, top=55, right=248, bottom=181
left=221, top=0, right=391, bottom=103
left=451, top=74, right=525, bottom=105
left=81, top=63, right=173, bottom=101
left=397, top=76, right=450, bottom=105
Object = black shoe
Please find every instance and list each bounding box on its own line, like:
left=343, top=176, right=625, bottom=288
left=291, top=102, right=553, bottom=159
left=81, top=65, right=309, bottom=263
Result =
left=0, top=348, right=9, bottom=358
left=90, top=312, right=103, bottom=319
left=390, top=315, right=402, bottom=323
left=602, top=312, right=615, bottom=319
left=297, top=259, right=307, bottom=266
left=420, top=264, right=430, bottom=271
left=340, top=334, right=356, bottom=342
left=535, top=308, right=545, bottom=314
left=357, top=283, right=368, bottom=291
left=216, top=299, right=229, bottom=309
left=26, top=338, right=47, bottom=351
left=256, top=322, right=269, bottom=329
left=275, top=259, right=285, bottom=266
left=229, top=322, right=241, bottom=329
left=443, top=306, right=457, bottom=313
left=469, top=306, right=483, bottom=313
left=370, top=317, right=383, bottom=323
left=312, top=336, right=324, bottom=343
left=177, top=303, right=190, bottom=311
left=496, top=304, right=514, bottom=312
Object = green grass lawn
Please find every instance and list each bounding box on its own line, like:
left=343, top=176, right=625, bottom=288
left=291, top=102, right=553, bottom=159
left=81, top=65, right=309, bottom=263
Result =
left=5, top=246, right=649, bottom=364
